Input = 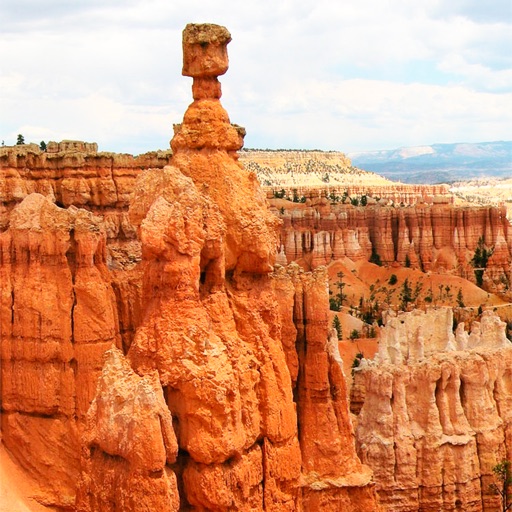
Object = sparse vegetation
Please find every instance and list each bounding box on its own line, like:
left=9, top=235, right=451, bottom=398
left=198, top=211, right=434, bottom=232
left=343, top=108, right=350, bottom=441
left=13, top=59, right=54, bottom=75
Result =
left=398, top=278, right=422, bottom=311
left=329, top=271, right=347, bottom=312
left=351, top=352, right=364, bottom=374
left=332, top=315, right=342, bottom=340
left=471, top=236, right=493, bottom=287
left=490, top=460, right=512, bottom=511
left=456, top=288, right=465, bottom=308
left=349, top=329, right=360, bottom=340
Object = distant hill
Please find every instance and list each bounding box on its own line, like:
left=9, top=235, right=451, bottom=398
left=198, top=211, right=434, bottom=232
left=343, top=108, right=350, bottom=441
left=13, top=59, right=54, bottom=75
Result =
left=349, top=141, right=512, bottom=184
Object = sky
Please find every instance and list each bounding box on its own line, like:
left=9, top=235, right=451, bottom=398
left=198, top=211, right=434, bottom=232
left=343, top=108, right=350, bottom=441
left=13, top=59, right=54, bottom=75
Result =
left=1, top=0, right=511, bottom=154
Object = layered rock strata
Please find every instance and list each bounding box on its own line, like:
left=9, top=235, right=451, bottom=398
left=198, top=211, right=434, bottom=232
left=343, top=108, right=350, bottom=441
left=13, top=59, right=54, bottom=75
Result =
left=274, top=201, right=512, bottom=293
left=0, top=193, right=120, bottom=507
left=74, top=23, right=379, bottom=511
left=239, top=149, right=452, bottom=206
left=0, top=143, right=172, bottom=236
left=0, top=145, right=170, bottom=353
left=354, top=308, right=512, bottom=511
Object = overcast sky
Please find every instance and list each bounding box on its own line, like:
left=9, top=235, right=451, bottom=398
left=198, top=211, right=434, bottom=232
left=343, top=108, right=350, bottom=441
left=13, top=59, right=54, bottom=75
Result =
left=2, top=0, right=511, bottom=154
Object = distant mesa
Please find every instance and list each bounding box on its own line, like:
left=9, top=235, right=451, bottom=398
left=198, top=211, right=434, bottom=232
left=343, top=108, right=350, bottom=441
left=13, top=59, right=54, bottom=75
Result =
left=46, top=140, right=98, bottom=153
left=1, top=139, right=98, bottom=154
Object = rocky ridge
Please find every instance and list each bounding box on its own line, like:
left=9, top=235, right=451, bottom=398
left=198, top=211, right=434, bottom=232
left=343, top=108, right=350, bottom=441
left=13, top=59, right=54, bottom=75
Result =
left=239, top=149, right=453, bottom=206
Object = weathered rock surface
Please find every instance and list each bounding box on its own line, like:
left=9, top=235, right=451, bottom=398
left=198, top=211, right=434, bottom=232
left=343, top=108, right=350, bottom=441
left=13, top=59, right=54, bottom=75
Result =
left=73, top=22, right=380, bottom=511
left=273, top=201, right=512, bottom=293
left=0, top=143, right=172, bottom=232
left=0, top=193, right=119, bottom=507
left=76, top=348, right=180, bottom=512
left=286, top=264, right=377, bottom=509
left=354, top=309, right=512, bottom=511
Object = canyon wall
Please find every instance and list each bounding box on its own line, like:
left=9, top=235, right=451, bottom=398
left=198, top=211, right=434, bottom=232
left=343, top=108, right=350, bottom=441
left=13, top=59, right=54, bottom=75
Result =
left=0, top=23, right=379, bottom=511
left=0, top=193, right=120, bottom=507
left=274, top=200, right=512, bottom=293
left=354, top=308, right=512, bottom=512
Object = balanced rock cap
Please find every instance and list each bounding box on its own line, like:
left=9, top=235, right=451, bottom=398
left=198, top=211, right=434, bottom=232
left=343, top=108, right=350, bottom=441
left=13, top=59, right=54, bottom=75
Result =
left=182, top=23, right=232, bottom=78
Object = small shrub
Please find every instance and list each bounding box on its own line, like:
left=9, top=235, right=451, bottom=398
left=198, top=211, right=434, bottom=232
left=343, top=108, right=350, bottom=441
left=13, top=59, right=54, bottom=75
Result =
left=351, top=352, right=364, bottom=374
left=332, top=315, right=342, bottom=340
left=369, top=247, right=382, bottom=266
left=329, top=297, right=341, bottom=312
left=456, top=288, right=465, bottom=308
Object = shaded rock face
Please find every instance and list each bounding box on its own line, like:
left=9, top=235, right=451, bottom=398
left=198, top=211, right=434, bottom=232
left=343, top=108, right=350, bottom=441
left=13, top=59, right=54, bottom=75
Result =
left=275, top=201, right=512, bottom=293
left=354, top=309, right=512, bottom=512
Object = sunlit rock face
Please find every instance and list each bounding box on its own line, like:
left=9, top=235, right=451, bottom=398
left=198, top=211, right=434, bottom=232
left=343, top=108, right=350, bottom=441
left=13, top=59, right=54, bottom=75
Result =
left=74, top=23, right=380, bottom=511
left=273, top=201, right=512, bottom=293
left=354, top=308, right=512, bottom=512
left=0, top=193, right=119, bottom=508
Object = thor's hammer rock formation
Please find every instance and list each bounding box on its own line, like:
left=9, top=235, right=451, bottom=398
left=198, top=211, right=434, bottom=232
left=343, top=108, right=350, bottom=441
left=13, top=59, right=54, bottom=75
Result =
left=74, top=23, right=380, bottom=511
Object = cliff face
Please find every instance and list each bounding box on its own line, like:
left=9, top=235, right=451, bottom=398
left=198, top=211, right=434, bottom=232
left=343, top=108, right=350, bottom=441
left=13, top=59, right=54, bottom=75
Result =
left=0, top=23, right=379, bottom=511
left=0, top=145, right=171, bottom=353
left=354, top=308, right=512, bottom=512
left=0, top=193, right=120, bottom=507
left=274, top=201, right=512, bottom=293
left=0, top=143, right=172, bottom=233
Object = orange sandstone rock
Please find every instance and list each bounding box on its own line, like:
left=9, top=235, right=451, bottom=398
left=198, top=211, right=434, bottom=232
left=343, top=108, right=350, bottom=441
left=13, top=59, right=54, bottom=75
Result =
left=76, top=348, right=179, bottom=512
left=0, top=194, right=119, bottom=508
left=0, top=22, right=380, bottom=511
left=76, top=23, right=379, bottom=511
left=274, top=201, right=512, bottom=294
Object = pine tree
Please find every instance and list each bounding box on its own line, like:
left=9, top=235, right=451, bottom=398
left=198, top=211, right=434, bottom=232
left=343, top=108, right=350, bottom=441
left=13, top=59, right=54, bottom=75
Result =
left=16, top=134, right=25, bottom=145
left=490, top=460, right=512, bottom=511
left=332, top=315, right=342, bottom=340
left=457, top=288, right=465, bottom=308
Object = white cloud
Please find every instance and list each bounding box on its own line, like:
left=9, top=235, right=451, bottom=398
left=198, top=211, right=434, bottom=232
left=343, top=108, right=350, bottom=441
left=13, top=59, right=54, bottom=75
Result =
left=1, top=0, right=510, bottom=153
left=236, top=78, right=512, bottom=151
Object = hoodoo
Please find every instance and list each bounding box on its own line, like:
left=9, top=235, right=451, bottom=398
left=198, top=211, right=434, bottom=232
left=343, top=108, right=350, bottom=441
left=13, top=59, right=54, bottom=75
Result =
left=0, top=23, right=383, bottom=510
left=354, top=308, right=512, bottom=511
